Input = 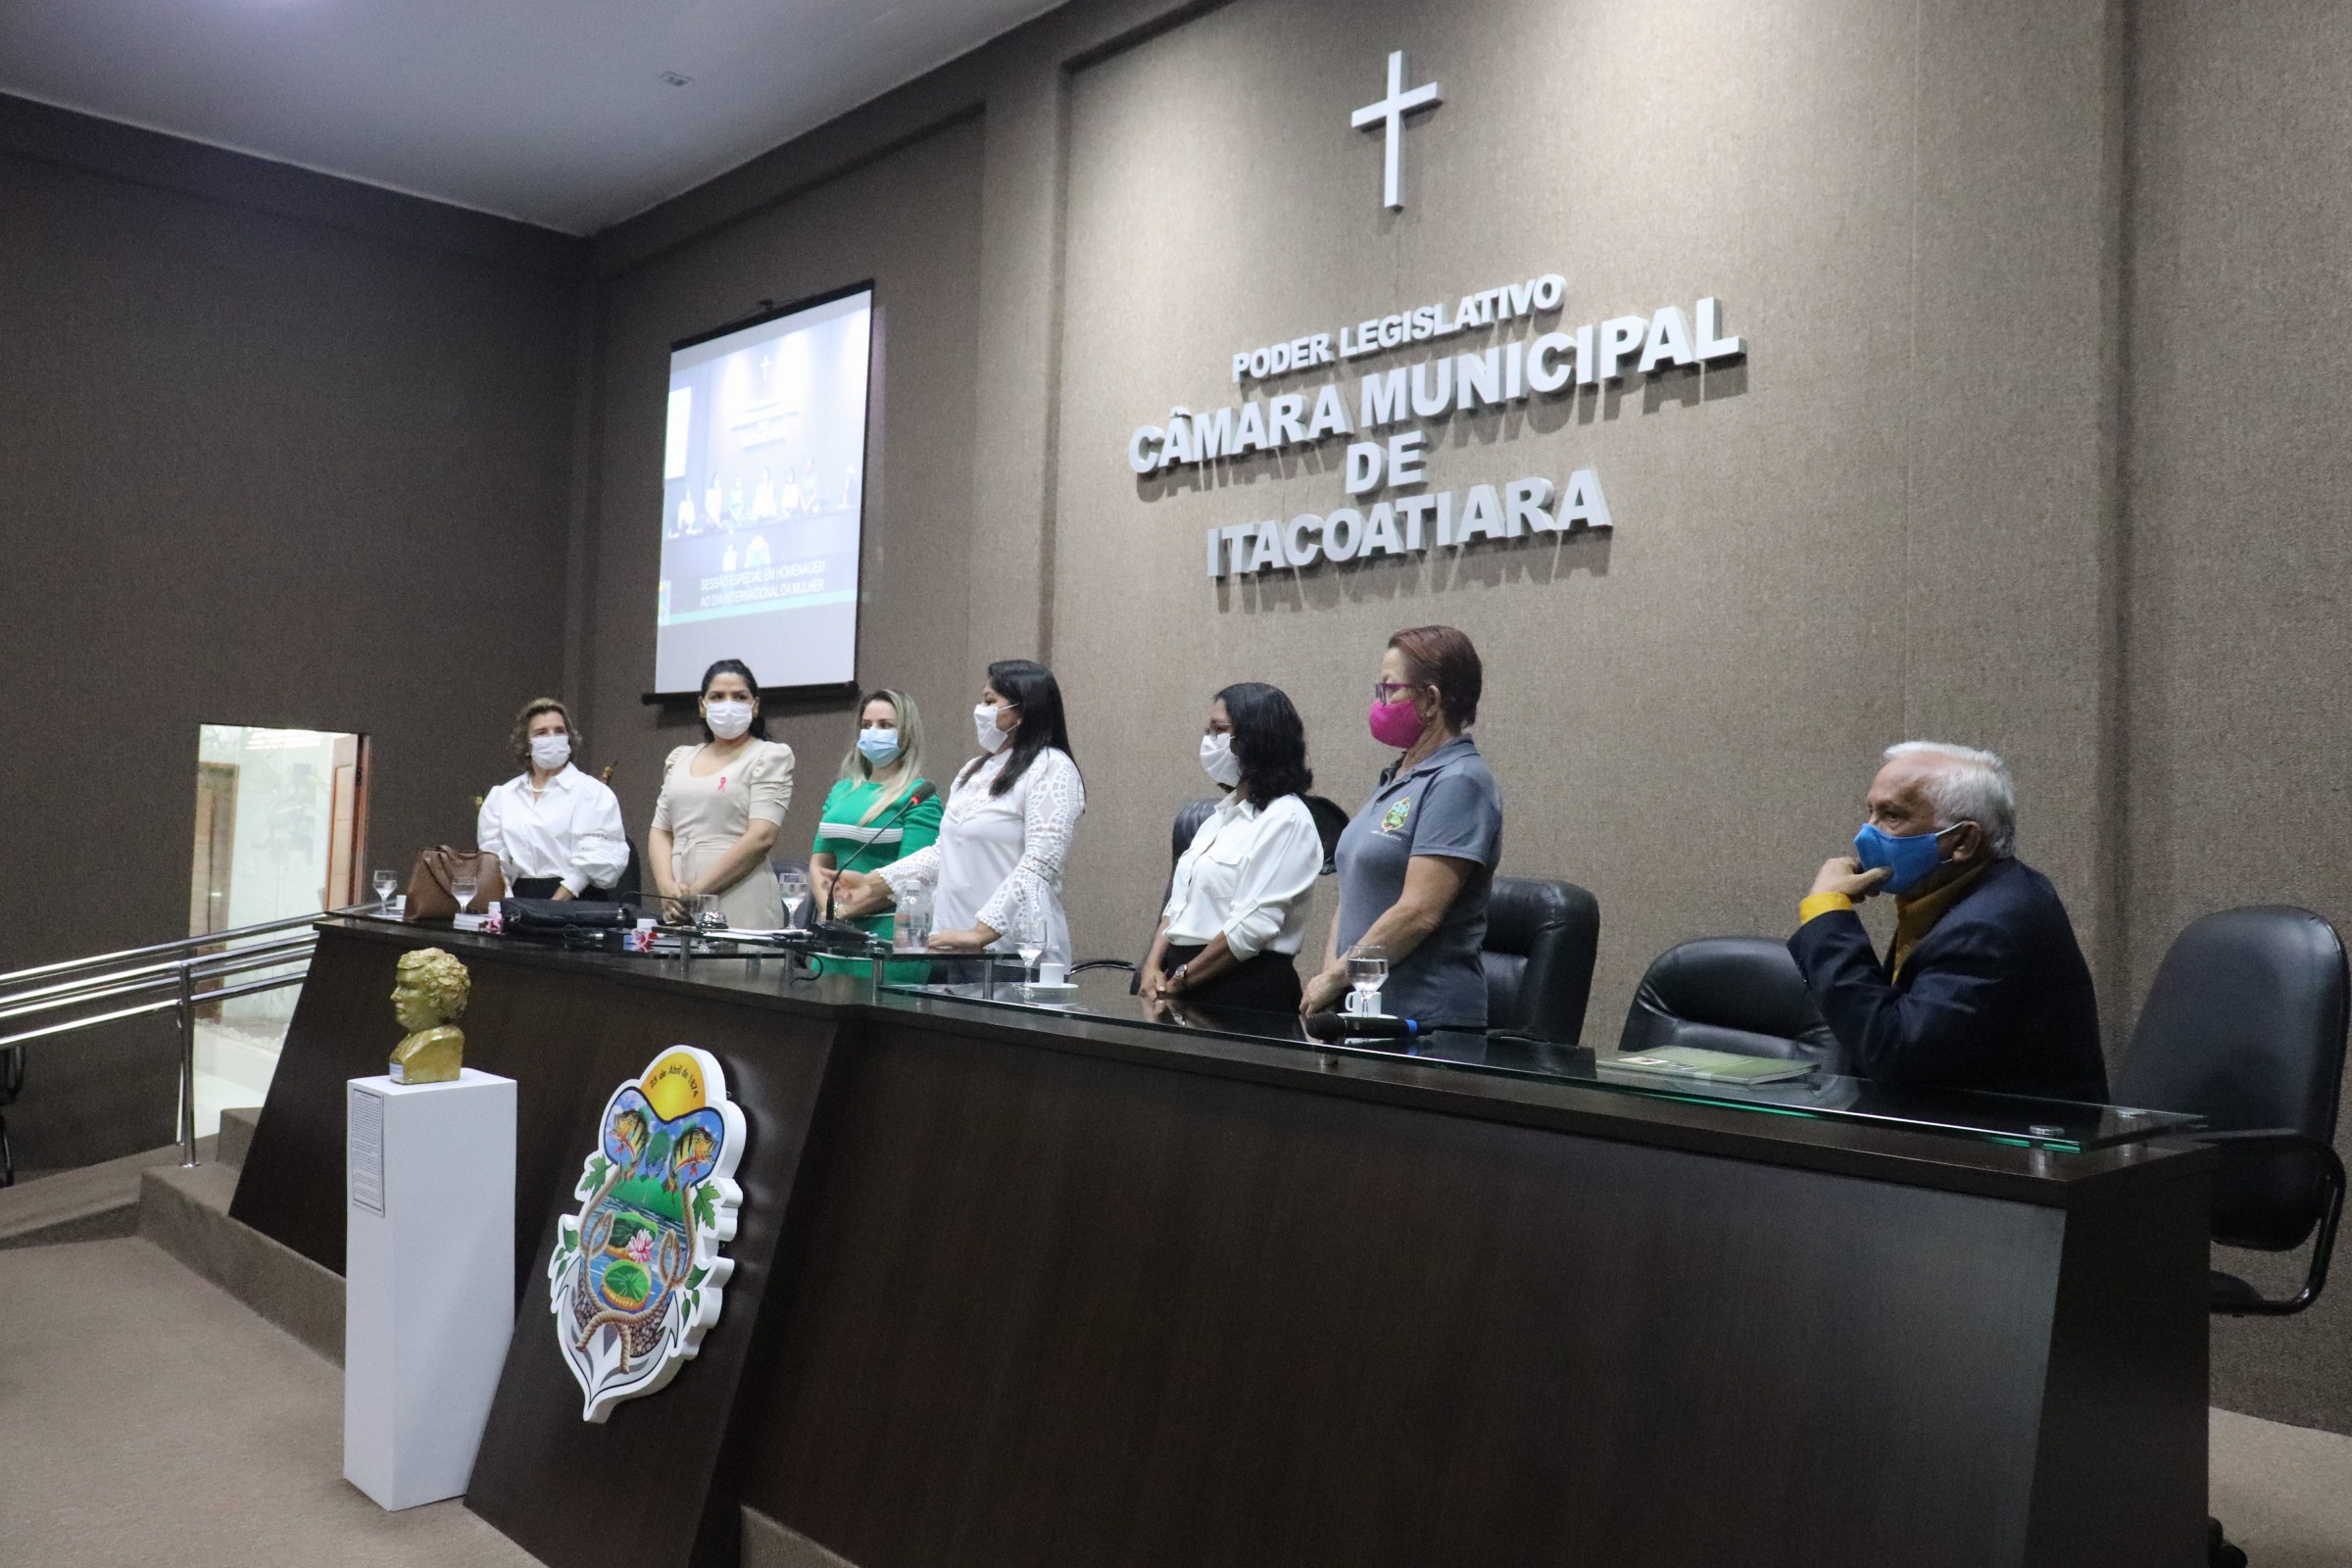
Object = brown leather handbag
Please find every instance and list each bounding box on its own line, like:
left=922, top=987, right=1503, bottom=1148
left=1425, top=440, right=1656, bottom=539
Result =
left=404, top=847, right=507, bottom=922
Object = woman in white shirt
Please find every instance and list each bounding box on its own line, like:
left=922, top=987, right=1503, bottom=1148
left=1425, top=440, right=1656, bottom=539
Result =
left=833, top=660, right=1085, bottom=966
left=477, top=699, right=628, bottom=899
left=1140, top=683, right=1323, bottom=1012
left=647, top=659, right=795, bottom=929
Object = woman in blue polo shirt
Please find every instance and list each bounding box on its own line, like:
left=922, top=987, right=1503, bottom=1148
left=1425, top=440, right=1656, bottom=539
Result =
left=1302, top=624, right=1503, bottom=1030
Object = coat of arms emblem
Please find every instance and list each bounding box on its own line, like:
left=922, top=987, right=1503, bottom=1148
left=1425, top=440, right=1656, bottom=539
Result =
left=547, top=1045, right=746, bottom=1422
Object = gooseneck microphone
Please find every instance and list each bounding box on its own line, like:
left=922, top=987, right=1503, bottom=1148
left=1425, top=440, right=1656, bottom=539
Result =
left=1302, top=1012, right=1423, bottom=1042
left=815, top=780, right=938, bottom=937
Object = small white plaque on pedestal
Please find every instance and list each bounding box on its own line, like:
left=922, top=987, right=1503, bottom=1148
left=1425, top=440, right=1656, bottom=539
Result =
left=344, top=1067, right=515, bottom=1511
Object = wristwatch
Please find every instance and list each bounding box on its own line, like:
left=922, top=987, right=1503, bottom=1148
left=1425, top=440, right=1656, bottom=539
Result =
left=1166, top=963, right=1190, bottom=992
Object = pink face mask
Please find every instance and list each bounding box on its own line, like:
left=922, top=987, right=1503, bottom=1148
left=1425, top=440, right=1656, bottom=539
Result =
left=1368, top=696, right=1426, bottom=750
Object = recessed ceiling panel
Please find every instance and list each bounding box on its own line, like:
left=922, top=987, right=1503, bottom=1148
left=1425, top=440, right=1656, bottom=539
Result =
left=0, top=0, right=1057, bottom=233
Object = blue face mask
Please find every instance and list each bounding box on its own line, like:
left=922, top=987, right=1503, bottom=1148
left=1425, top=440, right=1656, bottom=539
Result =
left=1852, top=821, right=1960, bottom=895
left=858, top=728, right=902, bottom=766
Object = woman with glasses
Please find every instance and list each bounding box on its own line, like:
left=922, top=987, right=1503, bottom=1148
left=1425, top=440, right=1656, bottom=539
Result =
left=1140, top=682, right=1323, bottom=1012
left=831, top=659, right=1085, bottom=967
left=1301, top=625, right=1503, bottom=1030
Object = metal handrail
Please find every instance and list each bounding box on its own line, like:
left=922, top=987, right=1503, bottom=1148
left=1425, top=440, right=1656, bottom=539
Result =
left=0, top=906, right=369, bottom=989
left=0, top=902, right=380, bottom=1175
left=0, top=938, right=316, bottom=1021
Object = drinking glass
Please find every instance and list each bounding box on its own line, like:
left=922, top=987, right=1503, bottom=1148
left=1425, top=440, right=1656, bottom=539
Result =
left=778, top=867, right=809, bottom=929
left=451, top=873, right=478, bottom=915
left=371, top=868, right=397, bottom=909
left=1015, top=909, right=1046, bottom=988
left=695, top=893, right=722, bottom=929
left=1347, top=945, right=1389, bottom=1013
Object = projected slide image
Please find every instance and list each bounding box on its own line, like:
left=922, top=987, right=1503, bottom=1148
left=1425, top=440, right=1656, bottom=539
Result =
left=656, top=287, right=871, bottom=692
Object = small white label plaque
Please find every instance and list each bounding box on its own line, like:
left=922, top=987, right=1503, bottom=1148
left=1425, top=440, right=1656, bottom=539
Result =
left=349, top=1087, right=385, bottom=1215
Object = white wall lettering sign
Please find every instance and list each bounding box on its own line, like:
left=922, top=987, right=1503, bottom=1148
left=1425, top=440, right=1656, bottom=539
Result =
left=1125, top=51, right=1753, bottom=586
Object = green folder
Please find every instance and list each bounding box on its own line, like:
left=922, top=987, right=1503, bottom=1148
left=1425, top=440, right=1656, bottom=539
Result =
left=1604, top=1046, right=1817, bottom=1085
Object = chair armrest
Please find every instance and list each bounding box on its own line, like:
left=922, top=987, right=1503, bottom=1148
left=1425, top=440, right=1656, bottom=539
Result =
left=2198, top=1128, right=2346, bottom=1316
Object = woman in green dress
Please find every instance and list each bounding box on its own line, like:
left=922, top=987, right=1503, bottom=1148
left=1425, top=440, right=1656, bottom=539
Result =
left=809, top=690, right=942, bottom=939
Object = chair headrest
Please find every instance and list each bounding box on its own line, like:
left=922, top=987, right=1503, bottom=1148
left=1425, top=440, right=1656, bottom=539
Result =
left=1484, top=875, right=1598, bottom=955
left=2120, top=906, right=2349, bottom=1141
left=1632, top=936, right=1828, bottom=1041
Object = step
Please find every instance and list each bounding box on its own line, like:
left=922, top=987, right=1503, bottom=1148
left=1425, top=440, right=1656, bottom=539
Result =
left=0, top=1137, right=215, bottom=1250
left=742, top=1507, right=858, bottom=1568
left=218, top=1104, right=261, bottom=1168
left=139, top=1159, right=342, bottom=1364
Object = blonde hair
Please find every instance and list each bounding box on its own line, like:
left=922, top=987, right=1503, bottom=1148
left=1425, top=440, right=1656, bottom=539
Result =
left=837, top=689, right=925, bottom=824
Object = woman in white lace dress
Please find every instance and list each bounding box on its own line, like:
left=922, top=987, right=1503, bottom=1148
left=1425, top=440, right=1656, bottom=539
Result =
left=833, top=660, right=1085, bottom=966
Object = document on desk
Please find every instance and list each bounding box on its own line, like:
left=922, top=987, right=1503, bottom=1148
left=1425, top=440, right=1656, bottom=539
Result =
left=1604, top=1047, right=1816, bottom=1085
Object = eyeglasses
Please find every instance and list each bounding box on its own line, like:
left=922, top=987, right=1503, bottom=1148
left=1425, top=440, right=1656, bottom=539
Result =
left=1372, top=681, right=1419, bottom=704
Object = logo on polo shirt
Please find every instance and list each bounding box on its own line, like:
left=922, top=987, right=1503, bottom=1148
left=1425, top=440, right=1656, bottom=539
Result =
left=1381, top=796, right=1414, bottom=834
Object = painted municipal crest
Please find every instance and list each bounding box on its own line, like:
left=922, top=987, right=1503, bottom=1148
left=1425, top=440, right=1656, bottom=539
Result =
left=548, top=1045, right=746, bottom=1422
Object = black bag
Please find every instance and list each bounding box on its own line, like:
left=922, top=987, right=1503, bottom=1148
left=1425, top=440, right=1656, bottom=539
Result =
left=499, top=898, right=632, bottom=940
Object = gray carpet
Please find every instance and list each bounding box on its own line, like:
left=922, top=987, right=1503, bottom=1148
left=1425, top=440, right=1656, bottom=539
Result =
left=0, top=1236, right=534, bottom=1568
left=2, top=1233, right=2348, bottom=1567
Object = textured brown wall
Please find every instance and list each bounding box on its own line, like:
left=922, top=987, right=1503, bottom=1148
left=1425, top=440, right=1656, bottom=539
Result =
left=0, top=102, right=583, bottom=1165
left=1051, top=0, right=2123, bottom=1035
left=575, top=117, right=986, bottom=867
left=2126, top=0, right=2352, bottom=1435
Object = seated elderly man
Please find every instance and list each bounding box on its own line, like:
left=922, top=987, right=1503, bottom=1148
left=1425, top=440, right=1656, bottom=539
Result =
left=1790, top=742, right=2108, bottom=1102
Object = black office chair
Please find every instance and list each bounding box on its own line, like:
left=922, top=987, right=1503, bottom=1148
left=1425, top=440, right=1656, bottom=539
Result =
left=1617, top=936, right=1843, bottom=1068
left=598, top=838, right=643, bottom=903
left=2115, top=906, right=2349, bottom=1318
left=2115, top=907, right=2350, bottom=1568
left=0, top=1042, right=22, bottom=1187
left=1481, top=876, right=1600, bottom=1047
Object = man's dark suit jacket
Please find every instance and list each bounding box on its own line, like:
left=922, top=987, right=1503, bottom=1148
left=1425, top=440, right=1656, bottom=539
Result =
left=1788, top=857, right=2109, bottom=1102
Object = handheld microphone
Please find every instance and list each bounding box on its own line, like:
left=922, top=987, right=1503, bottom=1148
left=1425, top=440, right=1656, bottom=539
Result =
left=818, top=780, right=938, bottom=932
left=1302, top=1012, right=1423, bottom=1042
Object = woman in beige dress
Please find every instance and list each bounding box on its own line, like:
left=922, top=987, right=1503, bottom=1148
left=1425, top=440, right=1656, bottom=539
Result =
left=647, top=659, right=794, bottom=928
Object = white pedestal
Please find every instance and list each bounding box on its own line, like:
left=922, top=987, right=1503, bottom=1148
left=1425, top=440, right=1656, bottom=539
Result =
left=343, top=1067, right=515, bottom=1511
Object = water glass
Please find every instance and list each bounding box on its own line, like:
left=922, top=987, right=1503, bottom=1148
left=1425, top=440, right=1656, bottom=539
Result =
left=1347, top=944, right=1389, bottom=1013
left=371, top=868, right=397, bottom=909
left=1014, top=909, right=1046, bottom=985
left=778, top=867, right=809, bottom=929
left=451, top=873, right=478, bottom=914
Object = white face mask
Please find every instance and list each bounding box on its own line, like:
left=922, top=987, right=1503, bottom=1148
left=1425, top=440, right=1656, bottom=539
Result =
left=705, top=698, right=755, bottom=741
left=529, top=734, right=571, bottom=771
left=1200, top=732, right=1242, bottom=788
left=974, top=703, right=1011, bottom=754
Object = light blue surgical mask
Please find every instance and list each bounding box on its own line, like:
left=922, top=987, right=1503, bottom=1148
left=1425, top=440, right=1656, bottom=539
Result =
left=1852, top=820, right=1963, bottom=896
left=858, top=728, right=902, bottom=766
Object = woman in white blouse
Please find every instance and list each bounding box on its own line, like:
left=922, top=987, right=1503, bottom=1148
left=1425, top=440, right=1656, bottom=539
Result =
left=833, top=659, right=1085, bottom=966
left=477, top=698, right=628, bottom=899
left=647, top=659, right=795, bottom=929
left=1139, top=683, right=1324, bottom=1012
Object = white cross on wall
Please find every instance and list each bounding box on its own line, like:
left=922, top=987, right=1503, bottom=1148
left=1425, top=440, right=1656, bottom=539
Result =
left=1351, top=49, right=1442, bottom=211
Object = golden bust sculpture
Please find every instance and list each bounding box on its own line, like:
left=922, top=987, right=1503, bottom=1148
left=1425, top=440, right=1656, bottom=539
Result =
left=389, top=947, right=471, bottom=1085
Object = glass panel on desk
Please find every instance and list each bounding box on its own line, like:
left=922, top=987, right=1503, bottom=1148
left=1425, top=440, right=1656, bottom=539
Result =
left=880, top=962, right=2200, bottom=1153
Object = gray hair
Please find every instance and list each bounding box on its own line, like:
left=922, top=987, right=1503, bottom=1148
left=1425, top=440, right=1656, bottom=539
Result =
left=1884, top=741, right=2017, bottom=858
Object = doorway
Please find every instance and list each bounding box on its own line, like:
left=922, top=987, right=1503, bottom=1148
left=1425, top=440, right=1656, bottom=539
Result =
left=187, top=725, right=368, bottom=1136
